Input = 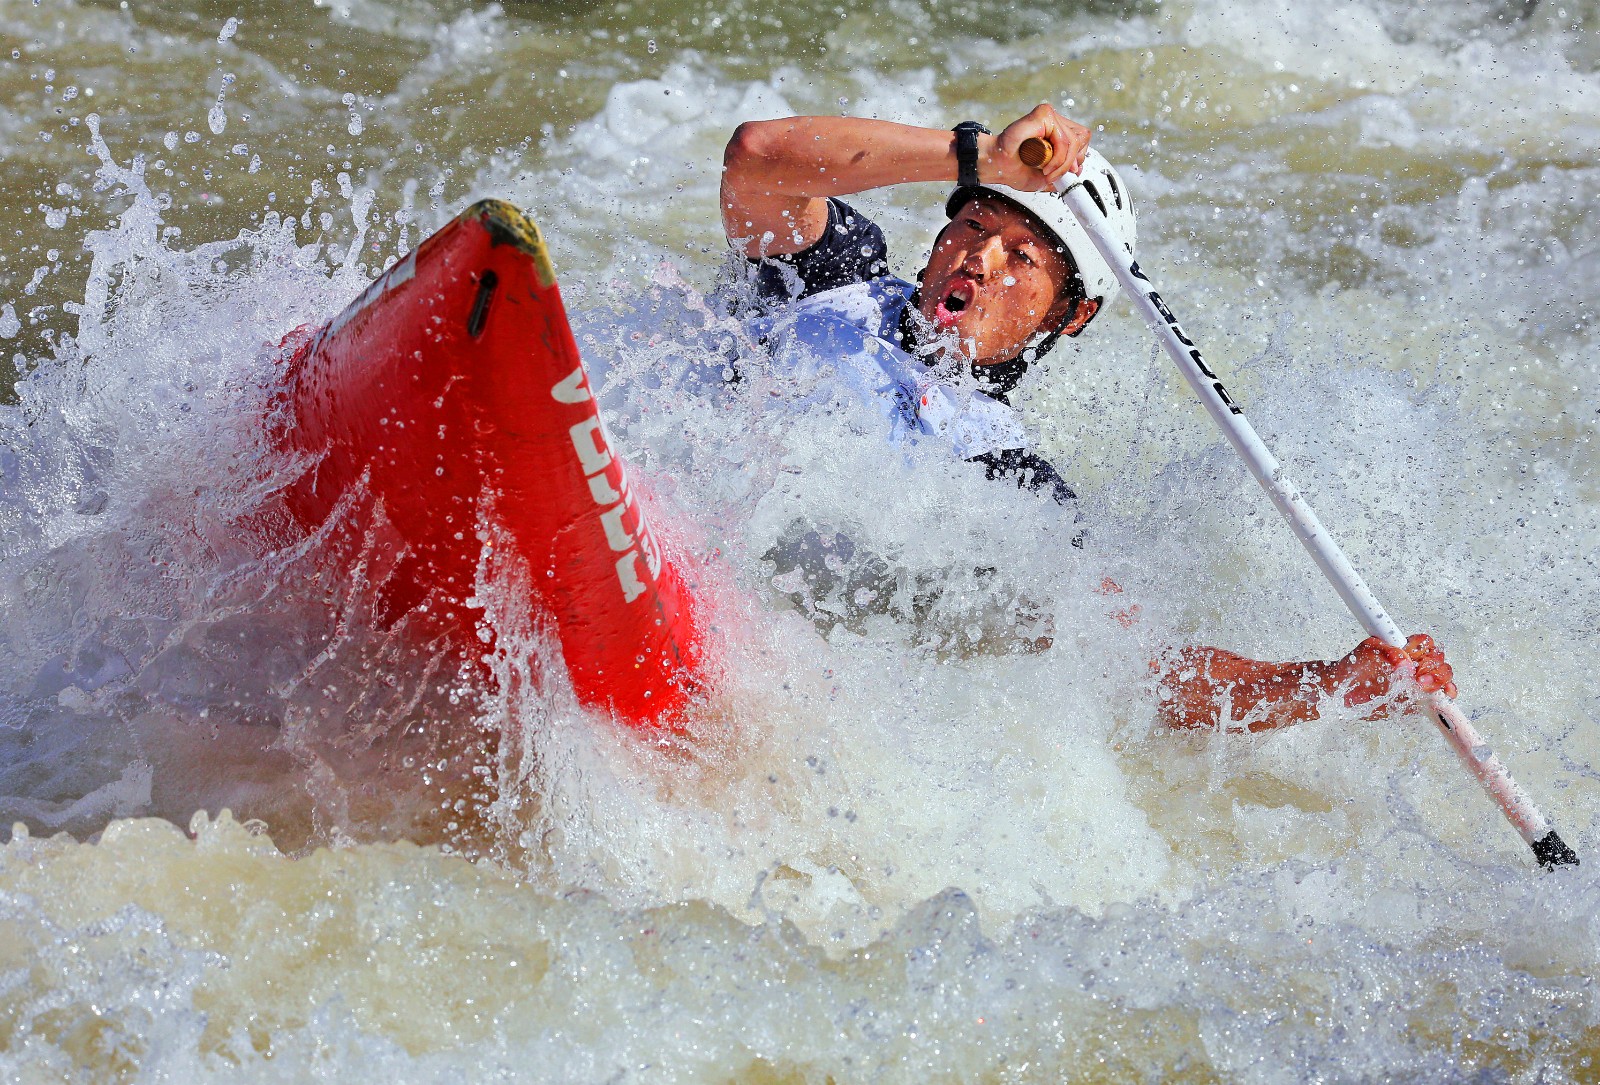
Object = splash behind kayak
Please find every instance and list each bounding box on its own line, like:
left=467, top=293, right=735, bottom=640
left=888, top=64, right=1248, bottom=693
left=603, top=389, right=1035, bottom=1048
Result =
left=277, top=199, right=704, bottom=728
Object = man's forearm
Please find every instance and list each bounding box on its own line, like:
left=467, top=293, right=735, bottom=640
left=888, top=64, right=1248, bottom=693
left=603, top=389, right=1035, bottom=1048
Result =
left=719, top=105, right=1091, bottom=257
left=724, top=117, right=960, bottom=201
left=1158, top=646, right=1338, bottom=733
left=721, top=117, right=962, bottom=256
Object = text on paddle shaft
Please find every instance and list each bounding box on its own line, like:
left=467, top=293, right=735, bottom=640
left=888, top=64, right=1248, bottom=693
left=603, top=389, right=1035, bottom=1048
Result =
left=1128, top=261, right=1243, bottom=416
left=552, top=367, right=663, bottom=604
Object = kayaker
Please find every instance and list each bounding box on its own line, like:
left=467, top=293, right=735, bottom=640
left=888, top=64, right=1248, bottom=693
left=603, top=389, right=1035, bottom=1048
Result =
left=721, top=106, right=1109, bottom=504
left=719, top=107, right=1456, bottom=731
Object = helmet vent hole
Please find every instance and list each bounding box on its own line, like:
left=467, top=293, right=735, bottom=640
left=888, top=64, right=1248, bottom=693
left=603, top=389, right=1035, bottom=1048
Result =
left=1082, top=180, right=1109, bottom=219
left=1106, top=172, right=1124, bottom=210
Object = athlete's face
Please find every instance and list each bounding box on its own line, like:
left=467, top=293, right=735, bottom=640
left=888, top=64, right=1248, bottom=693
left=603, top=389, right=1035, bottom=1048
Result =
left=918, top=195, right=1097, bottom=366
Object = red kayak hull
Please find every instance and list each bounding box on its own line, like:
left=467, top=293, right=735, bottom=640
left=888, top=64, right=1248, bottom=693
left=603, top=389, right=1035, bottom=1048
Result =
left=277, top=199, right=704, bottom=728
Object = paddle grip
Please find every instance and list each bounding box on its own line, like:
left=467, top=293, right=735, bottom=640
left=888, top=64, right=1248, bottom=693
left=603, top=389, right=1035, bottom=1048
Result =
left=1018, top=137, right=1052, bottom=170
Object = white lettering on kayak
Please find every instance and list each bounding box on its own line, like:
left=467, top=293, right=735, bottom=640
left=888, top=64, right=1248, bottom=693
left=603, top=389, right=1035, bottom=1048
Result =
left=558, top=371, right=660, bottom=605
left=599, top=496, right=635, bottom=552
left=586, top=472, right=622, bottom=505
left=568, top=417, right=613, bottom=476
left=614, top=552, right=647, bottom=604
left=550, top=366, right=593, bottom=404
left=637, top=523, right=662, bottom=579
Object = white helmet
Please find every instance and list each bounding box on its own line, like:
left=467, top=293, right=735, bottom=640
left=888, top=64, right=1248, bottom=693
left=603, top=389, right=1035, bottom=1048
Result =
left=944, top=146, right=1136, bottom=325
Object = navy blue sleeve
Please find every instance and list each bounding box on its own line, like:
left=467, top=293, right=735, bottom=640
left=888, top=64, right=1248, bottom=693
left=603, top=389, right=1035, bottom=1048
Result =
left=970, top=448, right=1085, bottom=546
left=749, top=198, right=889, bottom=303
left=970, top=448, right=1076, bottom=504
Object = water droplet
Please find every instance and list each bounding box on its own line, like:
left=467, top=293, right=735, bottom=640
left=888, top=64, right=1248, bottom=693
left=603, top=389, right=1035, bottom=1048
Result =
left=209, top=75, right=233, bottom=133
left=340, top=91, right=364, bottom=138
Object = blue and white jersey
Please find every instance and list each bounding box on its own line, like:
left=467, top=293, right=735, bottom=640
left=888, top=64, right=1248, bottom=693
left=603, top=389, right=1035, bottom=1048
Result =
left=724, top=197, right=1075, bottom=507
left=742, top=277, right=1030, bottom=461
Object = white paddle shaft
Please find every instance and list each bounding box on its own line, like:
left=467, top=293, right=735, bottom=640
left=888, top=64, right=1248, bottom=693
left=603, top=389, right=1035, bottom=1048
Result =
left=1054, top=179, right=1574, bottom=863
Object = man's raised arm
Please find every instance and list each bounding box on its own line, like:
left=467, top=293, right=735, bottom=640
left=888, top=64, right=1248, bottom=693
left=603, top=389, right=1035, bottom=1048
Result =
left=719, top=108, right=1091, bottom=258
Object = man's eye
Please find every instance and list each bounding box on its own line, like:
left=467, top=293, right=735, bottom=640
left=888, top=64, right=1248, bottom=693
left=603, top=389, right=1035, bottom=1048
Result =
left=964, top=218, right=983, bottom=230
left=1016, top=251, right=1037, bottom=267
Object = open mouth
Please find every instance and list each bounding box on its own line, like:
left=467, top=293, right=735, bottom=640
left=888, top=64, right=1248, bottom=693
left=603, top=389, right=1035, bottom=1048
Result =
left=933, top=278, right=975, bottom=329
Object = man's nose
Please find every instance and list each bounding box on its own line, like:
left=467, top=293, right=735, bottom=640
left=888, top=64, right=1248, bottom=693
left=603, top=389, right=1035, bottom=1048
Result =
left=961, top=236, right=1006, bottom=279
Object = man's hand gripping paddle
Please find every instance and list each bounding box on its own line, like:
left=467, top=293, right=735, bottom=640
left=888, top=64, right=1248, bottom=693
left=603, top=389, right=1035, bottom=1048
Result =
left=1018, top=136, right=1579, bottom=869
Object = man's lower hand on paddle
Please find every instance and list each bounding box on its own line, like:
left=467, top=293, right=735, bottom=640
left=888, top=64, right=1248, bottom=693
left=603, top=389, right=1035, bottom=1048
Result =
left=1157, top=633, right=1456, bottom=733
left=1334, top=633, right=1457, bottom=712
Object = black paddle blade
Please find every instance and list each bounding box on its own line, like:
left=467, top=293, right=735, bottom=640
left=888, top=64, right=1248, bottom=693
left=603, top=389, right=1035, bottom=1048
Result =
left=1532, top=830, right=1579, bottom=869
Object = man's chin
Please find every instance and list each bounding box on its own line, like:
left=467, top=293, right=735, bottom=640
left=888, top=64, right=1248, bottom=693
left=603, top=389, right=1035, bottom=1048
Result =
left=910, top=304, right=984, bottom=359
left=917, top=300, right=957, bottom=331
left=927, top=306, right=963, bottom=333
left=948, top=321, right=986, bottom=357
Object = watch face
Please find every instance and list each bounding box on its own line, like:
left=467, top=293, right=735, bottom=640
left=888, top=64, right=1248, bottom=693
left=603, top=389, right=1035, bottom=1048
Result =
left=955, top=125, right=987, bottom=187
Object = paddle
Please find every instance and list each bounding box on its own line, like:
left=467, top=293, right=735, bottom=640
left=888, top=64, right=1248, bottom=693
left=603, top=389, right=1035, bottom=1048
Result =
left=1018, top=135, right=1579, bottom=868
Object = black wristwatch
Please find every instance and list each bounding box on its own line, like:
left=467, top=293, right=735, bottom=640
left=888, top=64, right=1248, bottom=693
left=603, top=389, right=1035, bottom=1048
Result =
left=952, top=121, right=990, bottom=188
